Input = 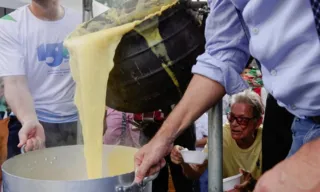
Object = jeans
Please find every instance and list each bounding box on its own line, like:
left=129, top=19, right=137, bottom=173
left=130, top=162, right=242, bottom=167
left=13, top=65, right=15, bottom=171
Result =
left=7, top=116, right=22, bottom=159
left=287, top=117, right=320, bottom=158
left=199, top=169, right=208, bottom=192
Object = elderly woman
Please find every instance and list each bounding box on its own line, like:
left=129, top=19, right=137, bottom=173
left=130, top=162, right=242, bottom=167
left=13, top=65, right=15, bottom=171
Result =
left=171, top=90, right=264, bottom=192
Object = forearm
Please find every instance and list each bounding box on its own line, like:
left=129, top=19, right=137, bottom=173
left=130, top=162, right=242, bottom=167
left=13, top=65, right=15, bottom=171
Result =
left=4, top=76, right=37, bottom=123
left=155, top=74, right=225, bottom=144
left=257, top=138, right=320, bottom=191
left=181, top=162, right=207, bottom=180
left=288, top=138, right=320, bottom=177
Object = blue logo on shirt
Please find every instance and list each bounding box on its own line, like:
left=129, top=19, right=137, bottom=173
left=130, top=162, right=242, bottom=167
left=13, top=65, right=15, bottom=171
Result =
left=37, top=42, right=69, bottom=67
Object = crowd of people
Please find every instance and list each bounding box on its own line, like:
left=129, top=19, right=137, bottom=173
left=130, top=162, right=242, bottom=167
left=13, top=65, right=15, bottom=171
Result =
left=100, top=62, right=267, bottom=192
left=1, top=0, right=320, bottom=192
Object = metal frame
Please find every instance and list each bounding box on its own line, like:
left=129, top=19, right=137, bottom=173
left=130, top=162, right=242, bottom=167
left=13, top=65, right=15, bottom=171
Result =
left=83, top=0, right=93, bottom=22
left=208, top=102, right=223, bottom=192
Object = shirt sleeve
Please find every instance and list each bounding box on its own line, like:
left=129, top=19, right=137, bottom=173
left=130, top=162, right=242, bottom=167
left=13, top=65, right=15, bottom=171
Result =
left=0, top=21, right=25, bottom=77
left=195, top=113, right=208, bottom=137
left=201, top=113, right=208, bottom=137
left=192, top=0, right=250, bottom=95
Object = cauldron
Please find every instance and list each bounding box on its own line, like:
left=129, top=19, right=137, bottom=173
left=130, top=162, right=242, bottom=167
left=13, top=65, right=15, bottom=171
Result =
left=105, top=3, right=205, bottom=113
left=2, top=145, right=157, bottom=192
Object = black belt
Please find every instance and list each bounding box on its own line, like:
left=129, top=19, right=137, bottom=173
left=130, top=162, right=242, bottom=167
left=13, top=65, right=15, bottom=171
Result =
left=311, top=116, right=320, bottom=124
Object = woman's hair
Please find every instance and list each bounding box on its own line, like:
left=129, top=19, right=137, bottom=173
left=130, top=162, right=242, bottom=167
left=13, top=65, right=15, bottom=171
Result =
left=230, top=90, right=264, bottom=118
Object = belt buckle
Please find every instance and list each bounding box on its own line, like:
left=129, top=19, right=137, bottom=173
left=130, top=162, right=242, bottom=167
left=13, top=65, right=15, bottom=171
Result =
left=142, top=112, right=155, bottom=122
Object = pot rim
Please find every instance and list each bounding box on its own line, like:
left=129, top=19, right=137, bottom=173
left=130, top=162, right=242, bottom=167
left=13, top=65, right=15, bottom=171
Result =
left=2, top=145, right=137, bottom=183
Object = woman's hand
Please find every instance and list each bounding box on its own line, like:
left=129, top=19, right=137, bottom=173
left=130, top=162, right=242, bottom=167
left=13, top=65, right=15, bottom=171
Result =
left=170, top=145, right=184, bottom=165
left=227, top=169, right=253, bottom=192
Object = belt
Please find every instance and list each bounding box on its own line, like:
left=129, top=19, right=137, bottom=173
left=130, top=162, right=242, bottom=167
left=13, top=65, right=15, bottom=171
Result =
left=311, top=116, right=320, bottom=124
left=134, top=110, right=165, bottom=122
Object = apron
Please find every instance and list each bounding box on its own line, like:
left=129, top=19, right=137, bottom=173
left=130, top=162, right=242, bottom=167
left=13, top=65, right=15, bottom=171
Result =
left=0, top=117, right=9, bottom=188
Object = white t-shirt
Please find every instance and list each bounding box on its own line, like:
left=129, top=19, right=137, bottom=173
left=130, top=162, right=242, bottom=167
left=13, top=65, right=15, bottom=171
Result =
left=0, top=5, right=82, bottom=123
left=195, top=113, right=208, bottom=151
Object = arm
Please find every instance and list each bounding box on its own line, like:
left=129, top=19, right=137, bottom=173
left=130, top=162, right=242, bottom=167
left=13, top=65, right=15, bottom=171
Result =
left=170, top=145, right=208, bottom=179
left=134, top=0, right=250, bottom=182
left=3, top=76, right=38, bottom=124
left=255, top=138, right=320, bottom=191
left=3, top=75, right=45, bottom=151
left=181, top=160, right=208, bottom=180
left=196, top=137, right=208, bottom=148
left=156, top=75, right=225, bottom=143
left=0, top=21, right=45, bottom=151
left=154, top=0, right=250, bottom=144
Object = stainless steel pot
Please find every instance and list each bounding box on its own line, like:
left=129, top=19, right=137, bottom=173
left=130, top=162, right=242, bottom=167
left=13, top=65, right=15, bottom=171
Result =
left=2, top=145, right=157, bottom=192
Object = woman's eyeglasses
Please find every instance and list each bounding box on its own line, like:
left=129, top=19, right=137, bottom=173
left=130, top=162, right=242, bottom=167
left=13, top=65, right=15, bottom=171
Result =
left=227, top=113, right=255, bottom=126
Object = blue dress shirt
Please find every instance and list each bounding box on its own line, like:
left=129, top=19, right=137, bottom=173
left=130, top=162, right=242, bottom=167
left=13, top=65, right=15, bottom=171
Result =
left=192, top=0, right=320, bottom=117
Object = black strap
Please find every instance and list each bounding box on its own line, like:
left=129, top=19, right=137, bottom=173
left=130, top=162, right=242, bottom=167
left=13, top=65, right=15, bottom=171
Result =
left=120, top=112, right=127, bottom=144
left=235, top=8, right=262, bottom=70
left=310, top=0, right=320, bottom=38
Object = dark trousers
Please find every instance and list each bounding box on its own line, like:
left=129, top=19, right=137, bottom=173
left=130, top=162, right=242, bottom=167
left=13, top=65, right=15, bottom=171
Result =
left=7, top=116, right=22, bottom=159
left=141, top=122, right=199, bottom=192
left=7, top=116, right=78, bottom=159
left=262, top=94, right=294, bottom=173
left=0, top=112, right=5, bottom=119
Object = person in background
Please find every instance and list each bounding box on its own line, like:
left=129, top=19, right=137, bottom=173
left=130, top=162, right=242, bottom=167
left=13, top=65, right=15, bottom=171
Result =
left=195, top=113, right=208, bottom=150
left=0, top=0, right=82, bottom=157
left=194, top=113, right=208, bottom=192
left=241, top=59, right=294, bottom=173
left=171, top=90, right=264, bottom=192
left=104, top=107, right=199, bottom=192
left=261, top=95, right=294, bottom=173
left=241, top=60, right=267, bottom=107
left=126, top=108, right=199, bottom=192
left=103, top=107, right=140, bottom=148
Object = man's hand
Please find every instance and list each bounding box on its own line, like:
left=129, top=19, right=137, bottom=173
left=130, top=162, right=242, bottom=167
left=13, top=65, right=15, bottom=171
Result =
left=254, top=139, right=320, bottom=192
left=18, top=120, right=45, bottom=152
left=134, top=135, right=172, bottom=183
left=170, top=145, right=184, bottom=165
left=133, top=75, right=225, bottom=183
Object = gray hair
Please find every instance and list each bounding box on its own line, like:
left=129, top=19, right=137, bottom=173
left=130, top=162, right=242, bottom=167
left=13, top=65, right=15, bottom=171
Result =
left=230, top=90, right=264, bottom=118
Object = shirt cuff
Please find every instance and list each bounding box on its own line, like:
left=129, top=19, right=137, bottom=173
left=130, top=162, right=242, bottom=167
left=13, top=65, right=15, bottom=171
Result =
left=192, top=53, right=249, bottom=95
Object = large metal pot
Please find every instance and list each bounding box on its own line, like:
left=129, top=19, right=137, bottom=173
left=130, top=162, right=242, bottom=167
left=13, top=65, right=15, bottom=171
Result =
left=2, top=145, right=156, bottom=192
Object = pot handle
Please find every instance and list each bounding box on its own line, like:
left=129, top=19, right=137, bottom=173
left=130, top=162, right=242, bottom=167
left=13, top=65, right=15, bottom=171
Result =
left=115, top=172, right=159, bottom=192
left=20, top=145, right=26, bottom=154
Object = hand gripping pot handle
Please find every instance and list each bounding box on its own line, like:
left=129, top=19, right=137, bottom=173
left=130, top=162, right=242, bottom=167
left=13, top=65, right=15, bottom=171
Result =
left=115, top=172, right=159, bottom=192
